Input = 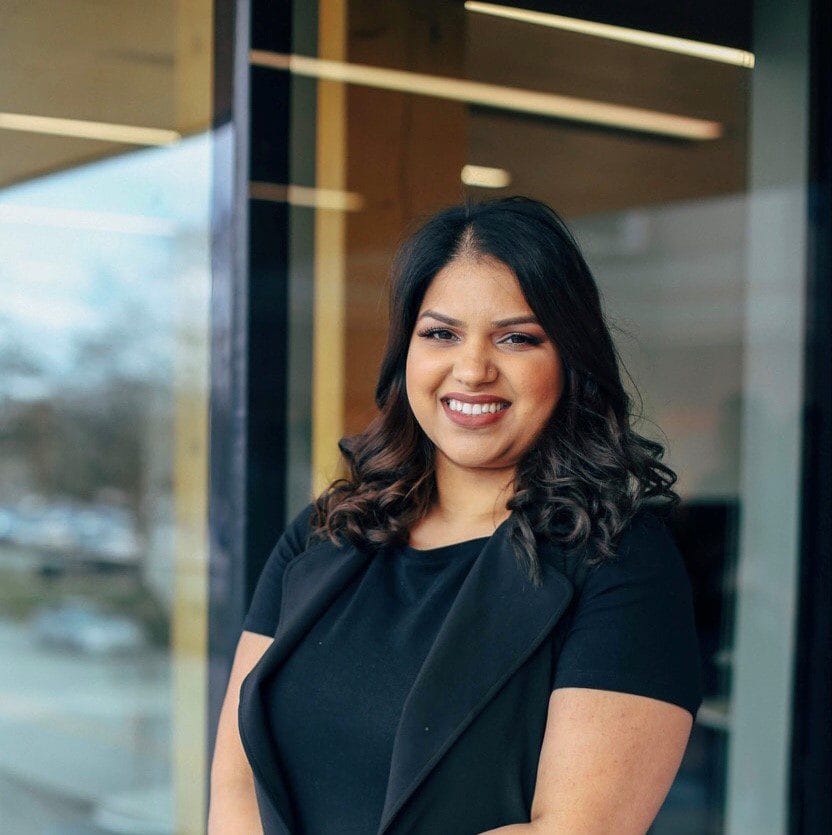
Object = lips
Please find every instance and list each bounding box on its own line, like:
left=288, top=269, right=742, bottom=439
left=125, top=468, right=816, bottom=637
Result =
left=440, top=396, right=512, bottom=428
left=441, top=397, right=511, bottom=414
left=440, top=392, right=512, bottom=406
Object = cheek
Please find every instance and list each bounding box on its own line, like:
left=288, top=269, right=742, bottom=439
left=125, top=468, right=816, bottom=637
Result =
left=406, top=345, right=442, bottom=390
left=516, top=354, right=564, bottom=408
left=404, top=345, right=421, bottom=386
left=405, top=346, right=435, bottom=407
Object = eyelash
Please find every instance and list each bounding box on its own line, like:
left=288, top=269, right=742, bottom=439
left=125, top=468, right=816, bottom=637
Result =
left=416, top=327, right=542, bottom=346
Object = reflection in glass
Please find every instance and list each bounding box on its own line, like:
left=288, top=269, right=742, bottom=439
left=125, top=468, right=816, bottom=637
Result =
left=273, top=2, right=802, bottom=832
left=0, top=1, right=212, bottom=830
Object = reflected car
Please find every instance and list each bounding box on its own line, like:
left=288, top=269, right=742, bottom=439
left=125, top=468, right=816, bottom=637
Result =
left=4, top=499, right=141, bottom=566
left=28, top=600, right=147, bottom=655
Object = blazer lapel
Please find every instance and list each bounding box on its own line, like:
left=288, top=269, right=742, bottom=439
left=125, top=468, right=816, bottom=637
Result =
left=238, top=537, right=373, bottom=834
left=376, top=519, right=575, bottom=835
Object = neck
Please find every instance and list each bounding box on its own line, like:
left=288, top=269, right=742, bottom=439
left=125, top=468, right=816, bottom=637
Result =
left=431, top=454, right=516, bottom=527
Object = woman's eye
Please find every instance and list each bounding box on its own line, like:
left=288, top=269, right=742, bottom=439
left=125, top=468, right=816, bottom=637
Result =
left=417, top=328, right=541, bottom=346
left=417, top=327, right=456, bottom=341
left=502, top=333, right=542, bottom=346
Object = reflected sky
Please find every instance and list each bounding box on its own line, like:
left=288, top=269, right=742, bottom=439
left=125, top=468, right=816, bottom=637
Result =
left=0, top=132, right=211, bottom=397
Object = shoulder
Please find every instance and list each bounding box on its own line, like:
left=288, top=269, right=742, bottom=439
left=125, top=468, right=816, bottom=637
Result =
left=610, top=507, right=686, bottom=576
left=259, top=501, right=320, bottom=574
left=284, top=500, right=318, bottom=550
left=278, top=500, right=358, bottom=572
left=242, top=501, right=320, bottom=636
left=579, top=506, right=693, bottom=604
left=551, top=505, right=703, bottom=720
left=616, top=505, right=677, bottom=553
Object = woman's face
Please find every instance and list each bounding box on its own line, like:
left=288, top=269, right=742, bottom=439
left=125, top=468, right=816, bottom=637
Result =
left=405, top=255, right=565, bottom=474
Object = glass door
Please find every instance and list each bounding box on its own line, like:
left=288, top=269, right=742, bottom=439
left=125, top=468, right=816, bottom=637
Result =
left=249, top=2, right=810, bottom=831
left=0, top=2, right=214, bottom=832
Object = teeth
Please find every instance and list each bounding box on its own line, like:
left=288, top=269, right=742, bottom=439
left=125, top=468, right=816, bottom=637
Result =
left=446, top=398, right=509, bottom=415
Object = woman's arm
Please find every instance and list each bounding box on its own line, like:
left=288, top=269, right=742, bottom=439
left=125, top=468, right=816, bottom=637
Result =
left=208, top=630, right=274, bottom=835
left=479, top=686, right=693, bottom=834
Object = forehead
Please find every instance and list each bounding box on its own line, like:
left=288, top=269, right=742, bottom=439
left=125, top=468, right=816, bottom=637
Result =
left=420, top=256, right=530, bottom=313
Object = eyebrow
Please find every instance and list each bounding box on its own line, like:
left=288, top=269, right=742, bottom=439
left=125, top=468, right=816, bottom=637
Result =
left=417, top=310, right=540, bottom=328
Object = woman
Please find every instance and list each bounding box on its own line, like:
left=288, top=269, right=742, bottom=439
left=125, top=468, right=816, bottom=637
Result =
left=209, top=195, right=704, bottom=834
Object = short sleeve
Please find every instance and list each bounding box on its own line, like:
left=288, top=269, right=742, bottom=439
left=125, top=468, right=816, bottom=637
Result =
left=242, top=501, right=317, bottom=636
left=552, top=510, right=704, bottom=720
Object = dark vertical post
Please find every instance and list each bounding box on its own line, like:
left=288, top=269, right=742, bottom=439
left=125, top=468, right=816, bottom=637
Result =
left=247, top=0, right=294, bottom=589
left=207, top=0, right=252, bottom=792
left=206, top=0, right=293, bottom=804
left=790, top=0, right=832, bottom=831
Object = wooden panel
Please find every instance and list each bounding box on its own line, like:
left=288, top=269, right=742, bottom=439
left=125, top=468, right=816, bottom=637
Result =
left=343, top=1, right=467, bottom=436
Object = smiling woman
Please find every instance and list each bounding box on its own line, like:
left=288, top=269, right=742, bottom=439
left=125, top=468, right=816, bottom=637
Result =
left=310, top=195, right=679, bottom=577
left=405, top=252, right=565, bottom=507
left=212, top=195, right=703, bottom=835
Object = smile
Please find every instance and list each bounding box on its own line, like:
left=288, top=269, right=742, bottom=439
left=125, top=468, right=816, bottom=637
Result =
left=440, top=397, right=512, bottom=428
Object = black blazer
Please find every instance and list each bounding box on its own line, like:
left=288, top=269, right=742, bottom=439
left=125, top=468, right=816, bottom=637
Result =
left=237, top=508, right=700, bottom=835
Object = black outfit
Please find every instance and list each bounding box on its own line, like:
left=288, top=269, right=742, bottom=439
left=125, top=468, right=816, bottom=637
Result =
left=245, top=536, right=489, bottom=835
left=239, top=504, right=703, bottom=835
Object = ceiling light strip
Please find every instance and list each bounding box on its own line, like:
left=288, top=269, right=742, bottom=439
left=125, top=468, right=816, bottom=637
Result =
left=465, top=2, right=755, bottom=68
left=249, top=182, right=365, bottom=211
left=461, top=165, right=512, bottom=188
left=250, top=51, right=721, bottom=140
left=0, top=112, right=180, bottom=146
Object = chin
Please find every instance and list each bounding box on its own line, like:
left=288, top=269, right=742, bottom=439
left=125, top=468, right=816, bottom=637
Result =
left=438, top=447, right=502, bottom=468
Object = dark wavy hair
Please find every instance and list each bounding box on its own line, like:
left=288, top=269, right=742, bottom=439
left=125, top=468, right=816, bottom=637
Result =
left=310, top=195, right=680, bottom=586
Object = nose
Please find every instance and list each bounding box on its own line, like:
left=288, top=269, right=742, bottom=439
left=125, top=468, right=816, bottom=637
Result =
left=453, top=339, right=497, bottom=387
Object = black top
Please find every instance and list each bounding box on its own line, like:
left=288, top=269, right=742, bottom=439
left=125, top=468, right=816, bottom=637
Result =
left=242, top=512, right=703, bottom=834
left=244, top=536, right=489, bottom=835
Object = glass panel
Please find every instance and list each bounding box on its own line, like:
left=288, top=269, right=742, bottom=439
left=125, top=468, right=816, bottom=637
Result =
left=272, top=1, right=808, bottom=832
left=0, top=2, right=213, bottom=832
